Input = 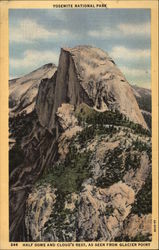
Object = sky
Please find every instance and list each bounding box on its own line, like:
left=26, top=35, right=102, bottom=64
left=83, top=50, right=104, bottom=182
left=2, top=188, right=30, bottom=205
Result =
left=9, top=9, right=151, bottom=88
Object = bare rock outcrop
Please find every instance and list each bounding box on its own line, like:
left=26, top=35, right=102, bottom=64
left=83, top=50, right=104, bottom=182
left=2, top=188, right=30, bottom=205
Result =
left=56, top=103, right=78, bottom=131
left=25, top=185, right=56, bottom=241
left=77, top=182, right=135, bottom=241
left=122, top=214, right=152, bottom=239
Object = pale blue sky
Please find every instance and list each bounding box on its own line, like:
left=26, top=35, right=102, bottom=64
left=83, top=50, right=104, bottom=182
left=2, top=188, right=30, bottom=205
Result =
left=9, top=9, right=151, bottom=88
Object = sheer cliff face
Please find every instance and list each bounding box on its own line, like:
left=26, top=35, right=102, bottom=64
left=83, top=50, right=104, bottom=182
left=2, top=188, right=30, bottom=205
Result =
left=36, top=46, right=147, bottom=131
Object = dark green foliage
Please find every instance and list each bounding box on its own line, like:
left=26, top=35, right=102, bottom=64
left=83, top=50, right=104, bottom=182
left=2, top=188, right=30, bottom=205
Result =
left=96, top=147, right=125, bottom=188
left=131, top=172, right=152, bottom=215
left=76, top=105, right=150, bottom=137
left=131, top=233, right=151, bottom=241
left=95, top=138, right=151, bottom=189
left=125, top=153, right=140, bottom=171
left=43, top=190, right=77, bottom=240
left=37, top=143, right=92, bottom=239
left=9, top=111, right=37, bottom=143
left=37, top=146, right=91, bottom=195
left=132, top=140, right=152, bottom=161
left=96, top=141, right=148, bottom=189
left=86, top=109, right=123, bottom=125
left=9, top=111, right=38, bottom=173
left=115, top=233, right=151, bottom=242
left=77, top=124, right=117, bottom=145
left=128, top=121, right=150, bottom=136
left=77, top=125, right=96, bottom=143
left=9, top=143, right=24, bottom=173
left=104, top=205, right=114, bottom=217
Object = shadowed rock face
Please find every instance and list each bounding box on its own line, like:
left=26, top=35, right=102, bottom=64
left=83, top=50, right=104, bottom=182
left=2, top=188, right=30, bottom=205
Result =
left=9, top=46, right=151, bottom=241
left=131, top=85, right=151, bottom=130
left=35, top=46, right=147, bottom=131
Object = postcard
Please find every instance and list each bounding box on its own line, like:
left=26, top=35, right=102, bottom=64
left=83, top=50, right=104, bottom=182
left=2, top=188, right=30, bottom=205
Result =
left=0, top=0, right=158, bottom=249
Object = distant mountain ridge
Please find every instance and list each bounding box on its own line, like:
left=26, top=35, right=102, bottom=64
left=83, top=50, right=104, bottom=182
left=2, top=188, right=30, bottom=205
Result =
left=9, top=63, right=57, bottom=116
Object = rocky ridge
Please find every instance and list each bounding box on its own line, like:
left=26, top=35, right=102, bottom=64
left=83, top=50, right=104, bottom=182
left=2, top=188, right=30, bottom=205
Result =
left=9, top=63, right=57, bottom=116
